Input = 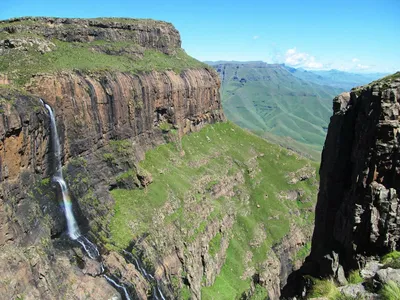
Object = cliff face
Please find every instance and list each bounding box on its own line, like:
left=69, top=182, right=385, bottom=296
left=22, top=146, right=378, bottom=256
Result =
left=283, top=73, right=400, bottom=296
left=310, top=73, right=400, bottom=272
left=0, top=16, right=181, bottom=54
left=0, top=17, right=225, bottom=299
left=0, top=17, right=319, bottom=300
left=27, top=69, right=223, bottom=160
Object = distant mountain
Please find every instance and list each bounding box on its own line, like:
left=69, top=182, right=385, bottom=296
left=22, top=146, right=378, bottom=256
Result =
left=209, top=62, right=344, bottom=158
left=283, top=66, right=388, bottom=90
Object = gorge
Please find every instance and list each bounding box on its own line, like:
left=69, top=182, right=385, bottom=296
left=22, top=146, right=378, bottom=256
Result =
left=0, top=17, right=320, bottom=299
left=0, top=15, right=399, bottom=300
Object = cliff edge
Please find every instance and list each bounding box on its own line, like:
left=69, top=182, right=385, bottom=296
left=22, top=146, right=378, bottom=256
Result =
left=0, top=17, right=224, bottom=299
left=282, top=72, right=400, bottom=297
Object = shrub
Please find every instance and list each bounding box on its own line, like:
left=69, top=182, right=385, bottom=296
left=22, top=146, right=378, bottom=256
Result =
left=102, top=153, right=115, bottom=163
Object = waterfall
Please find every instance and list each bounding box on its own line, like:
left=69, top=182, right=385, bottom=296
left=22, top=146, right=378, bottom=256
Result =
left=42, top=100, right=132, bottom=299
left=44, top=103, right=82, bottom=240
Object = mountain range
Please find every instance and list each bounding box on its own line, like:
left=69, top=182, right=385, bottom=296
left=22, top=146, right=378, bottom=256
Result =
left=207, top=61, right=387, bottom=159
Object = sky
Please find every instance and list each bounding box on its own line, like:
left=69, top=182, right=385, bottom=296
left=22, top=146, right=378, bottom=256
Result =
left=1, top=0, right=399, bottom=73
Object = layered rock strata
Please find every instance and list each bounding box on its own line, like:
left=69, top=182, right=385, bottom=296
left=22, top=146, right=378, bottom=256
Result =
left=283, top=73, right=400, bottom=297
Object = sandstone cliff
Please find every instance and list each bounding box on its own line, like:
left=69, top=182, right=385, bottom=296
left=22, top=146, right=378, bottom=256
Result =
left=0, top=17, right=319, bottom=300
left=282, top=73, right=400, bottom=297
left=0, top=17, right=224, bottom=299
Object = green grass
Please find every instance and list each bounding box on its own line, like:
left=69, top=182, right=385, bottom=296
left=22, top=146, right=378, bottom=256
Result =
left=382, top=251, right=400, bottom=264
left=295, top=242, right=311, bottom=261
left=347, top=270, right=363, bottom=284
left=211, top=63, right=343, bottom=153
left=108, top=121, right=319, bottom=298
left=208, top=232, right=223, bottom=257
left=381, top=251, right=400, bottom=269
left=308, top=278, right=339, bottom=299
left=380, top=281, right=400, bottom=300
left=250, top=285, right=268, bottom=300
left=0, top=36, right=207, bottom=85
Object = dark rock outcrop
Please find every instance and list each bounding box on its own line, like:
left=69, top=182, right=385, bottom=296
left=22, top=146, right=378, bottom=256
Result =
left=282, top=73, right=400, bottom=297
left=0, top=17, right=181, bottom=54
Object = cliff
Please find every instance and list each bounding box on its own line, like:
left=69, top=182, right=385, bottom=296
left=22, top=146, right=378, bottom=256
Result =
left=0, top=17, right=320, bottom=300
left=282, top=72, right=400, bottom=297
left=0, top=17, right=224, bottom=299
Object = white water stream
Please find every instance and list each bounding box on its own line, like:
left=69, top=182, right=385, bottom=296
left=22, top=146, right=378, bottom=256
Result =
left=43, top=100, right=165, bottom=300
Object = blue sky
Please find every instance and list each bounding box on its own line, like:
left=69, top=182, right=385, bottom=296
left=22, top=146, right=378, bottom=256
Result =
left=1, top=0, right=399, bottom=72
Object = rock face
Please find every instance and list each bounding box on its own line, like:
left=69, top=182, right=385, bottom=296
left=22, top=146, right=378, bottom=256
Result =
left=27, top=69, right=223, bottom=161
left=282, top=73, right=400, bottom=296
left=0, top=17, right=181, bottom=54
left=0, top=17, right=224, bottom=299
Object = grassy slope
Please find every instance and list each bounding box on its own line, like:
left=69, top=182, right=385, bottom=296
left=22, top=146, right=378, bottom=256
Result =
left=0, top=25, right=207, bottom=85
left=211, top=63, right=343, bottom=157
left=108, top=122, right=319, bottom=299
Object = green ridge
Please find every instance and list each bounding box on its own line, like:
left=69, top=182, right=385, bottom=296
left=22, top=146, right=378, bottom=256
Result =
left=108, top=121, right=319, bottom=298
left=0, top=37, right=207, bottom=85
left=208, top=62, right=344, bottom=158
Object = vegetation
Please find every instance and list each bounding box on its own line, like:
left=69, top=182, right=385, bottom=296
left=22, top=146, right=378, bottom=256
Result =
left=347, top=270, right=363, bottom=285
left=208, top=232, right=223, bottom=257
left=250, top=285, right=268, bottom=300
left=294, top=242, right=311, bottom=261
left=108, top=121, right=319, bottom=299
left=308, top=278, right=339, bottom=299
left=380, top=281, right=400, bottom=300
left=159, top=121, right=173, bottom=132
left=0, top=35, right=207, bottom=85
left=382, top=251, right=400, bottom=269
left=209, top=63, right=343, bottom=156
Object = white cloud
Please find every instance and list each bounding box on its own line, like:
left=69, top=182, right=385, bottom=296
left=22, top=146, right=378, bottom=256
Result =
left=352, top=58, right=360, bottom=62
left=253, top=35, right=260, bottom=40
left=356, top=63, right=371, bottom=70
left=284, top=47, right=324, bottom=69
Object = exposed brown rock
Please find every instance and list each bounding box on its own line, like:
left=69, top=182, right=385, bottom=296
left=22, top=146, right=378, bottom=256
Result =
left=26, top=69, right=223, bottom=161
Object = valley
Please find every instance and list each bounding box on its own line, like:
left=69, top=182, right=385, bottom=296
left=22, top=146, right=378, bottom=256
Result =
left=0, top=10, right=398, bottom=300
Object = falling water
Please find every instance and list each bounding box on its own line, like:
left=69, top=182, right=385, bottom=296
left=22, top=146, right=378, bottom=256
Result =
left=44, top=103, right=82, bottom=240
left=42, top=100, right=132, bottom=299
left=104, top=275, right=132, bottom=300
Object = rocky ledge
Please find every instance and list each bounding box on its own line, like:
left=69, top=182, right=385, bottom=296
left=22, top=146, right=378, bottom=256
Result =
left=0, top=16, right=181, bottom=54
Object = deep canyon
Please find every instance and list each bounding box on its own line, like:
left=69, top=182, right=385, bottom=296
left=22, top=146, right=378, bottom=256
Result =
left=0, top=16, right=399, bottom=300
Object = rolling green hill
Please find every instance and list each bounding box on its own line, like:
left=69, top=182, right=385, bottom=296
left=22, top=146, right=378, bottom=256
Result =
left=208, top=62, right=344, bottom=158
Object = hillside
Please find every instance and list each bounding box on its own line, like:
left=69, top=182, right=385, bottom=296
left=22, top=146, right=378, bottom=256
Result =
left=285, top=66, right=388, bottom=90
left=208, top=61, right=344, bottom=158
left=0, top=17, right=319, bottom=300
left=108, top=121, right=319, bottom=299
